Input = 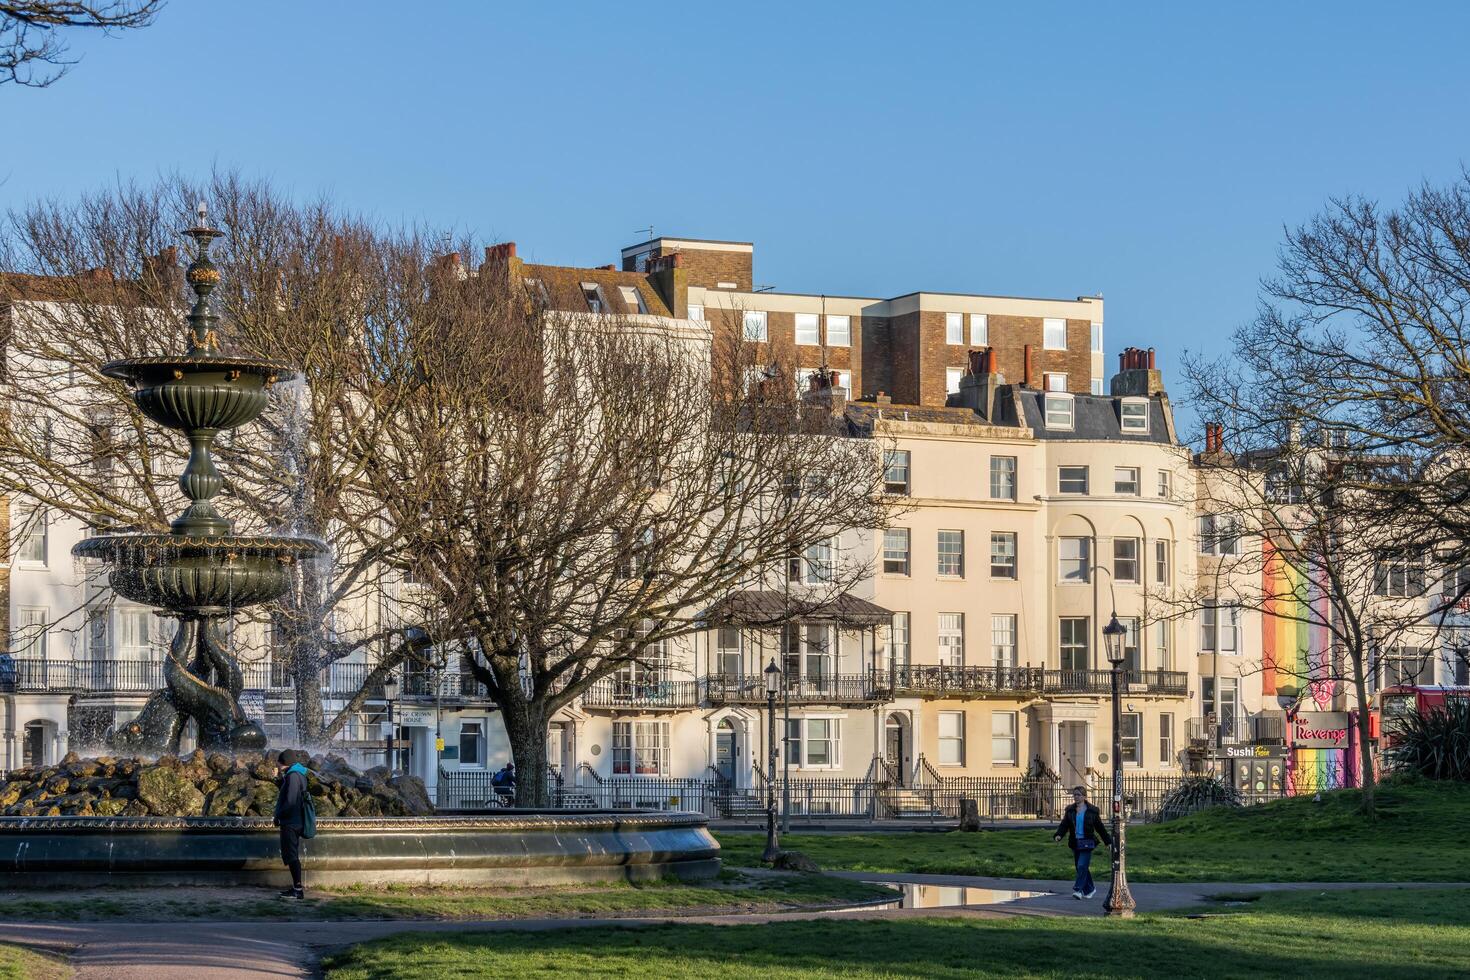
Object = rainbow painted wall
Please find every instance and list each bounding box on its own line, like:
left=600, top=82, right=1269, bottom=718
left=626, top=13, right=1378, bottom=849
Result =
left=1261, top=540, right=1356, bottom=791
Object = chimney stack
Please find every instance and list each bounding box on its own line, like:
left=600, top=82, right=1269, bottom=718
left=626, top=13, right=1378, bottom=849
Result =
left=953, top=347, right=1004, bottom=420
left=1203, top=421, right=1224, bottom=454
left=483, top=242, right=517, bottom=265
left=142, top=247, right=179, bottom=286
left=1110, top=345, right=1166, bottom=397
left=801, top=367, right=848, bottom=417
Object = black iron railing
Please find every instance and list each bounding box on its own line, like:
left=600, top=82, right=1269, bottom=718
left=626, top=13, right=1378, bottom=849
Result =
left=580, top=678, right=701, bottom=710
left=890, top=665, right=1188, bottom=698
left=703, top=672, right=887, bottom=705
left=892, top=664, right=1042, bottom=696
left=1187, top=714, right=1287, bottom=745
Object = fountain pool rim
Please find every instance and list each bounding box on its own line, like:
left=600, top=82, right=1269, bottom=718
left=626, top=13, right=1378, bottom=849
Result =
left=0, top=809, right=720, bottom=887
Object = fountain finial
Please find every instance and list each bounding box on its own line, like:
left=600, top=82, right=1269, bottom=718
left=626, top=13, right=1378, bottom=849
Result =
left=183, top=202, right=224, bottom=352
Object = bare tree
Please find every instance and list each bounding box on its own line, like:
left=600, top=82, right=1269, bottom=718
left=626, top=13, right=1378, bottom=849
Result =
left=356, top=269, right=893, bottom=805
left=1, top=1, right=161, bottom=86
left=0, top=174, right=439, bottom=746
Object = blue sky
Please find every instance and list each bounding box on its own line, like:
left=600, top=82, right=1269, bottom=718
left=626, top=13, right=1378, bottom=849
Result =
left=4, top=2, right=1469, bottom=433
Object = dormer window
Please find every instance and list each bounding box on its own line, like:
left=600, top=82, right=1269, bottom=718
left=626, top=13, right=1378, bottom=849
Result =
left=523, top=277, right=549, bottom=303
left=618, top=285, right=647, bottom=314
left=1120, top=398, right=1150, bottom=433
left=581, top=282, right=607, bottom=314
left=1044, top=393, right=1075, bottom=430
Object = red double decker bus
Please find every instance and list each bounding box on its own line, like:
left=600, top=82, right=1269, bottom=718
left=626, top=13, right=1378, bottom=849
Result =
left=1375, top=685, right=1470, bottom=753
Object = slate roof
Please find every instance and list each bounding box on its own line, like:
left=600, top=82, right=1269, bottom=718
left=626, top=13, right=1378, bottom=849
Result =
left=521, top=263, right=672, bottom=318
left=844, top=402, right=1001, bottom=432
left=1014, top=389, right=1174, bottom=444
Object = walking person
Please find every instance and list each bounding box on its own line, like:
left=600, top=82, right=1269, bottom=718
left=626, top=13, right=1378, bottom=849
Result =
left=1052, top=785, right=1112, bottom=900
left=273, top=749, right=313, bottom=899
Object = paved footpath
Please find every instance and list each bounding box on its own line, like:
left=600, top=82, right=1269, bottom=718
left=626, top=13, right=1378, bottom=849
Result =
left=0, top=877, right=1463, bottom=979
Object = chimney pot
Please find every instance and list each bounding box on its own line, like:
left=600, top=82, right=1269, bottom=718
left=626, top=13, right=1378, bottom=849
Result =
left=1148, top=347, right=1156, bottom=369
left=1023, top=344, right=1034, bottom=386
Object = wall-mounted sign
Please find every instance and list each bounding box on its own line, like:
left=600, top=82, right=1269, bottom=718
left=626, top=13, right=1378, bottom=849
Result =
left=1219, top=744, right=1286, bottom=760
left=400, top=709, right=434, bottom=727
left=239, top=690, right=266, bottom=724
left=1292, top=711, right=1351, bottom=749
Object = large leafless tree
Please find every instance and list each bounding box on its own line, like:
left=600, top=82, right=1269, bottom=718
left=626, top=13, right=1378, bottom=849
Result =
left=1183, top=173, right=1470, bottom=815
left=1, top=1, right=161, bottom=86
left=357, top=270, right=893, bottom=805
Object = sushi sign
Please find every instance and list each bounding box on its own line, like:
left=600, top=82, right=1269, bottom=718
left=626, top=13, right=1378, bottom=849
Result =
left=1293, top=712, right=1351, bottom=748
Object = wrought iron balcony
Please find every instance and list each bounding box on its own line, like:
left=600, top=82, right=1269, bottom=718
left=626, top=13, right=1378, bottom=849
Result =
left=0, top=657, right=164, bottom=695
left=892, top=664, right=1043, bottom=697
left=579, top=678, right=702, bottom=710
left=1187, top=713, right=1287, bottom=746
left=703, top=672, right=890, bottom=705
left=890, top=665, right=1189, bottom=698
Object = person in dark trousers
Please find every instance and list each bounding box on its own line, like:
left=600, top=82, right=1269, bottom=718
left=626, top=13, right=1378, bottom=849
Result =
left=491, top=762, right=516, bottom=802
left=273, top=749, right=311, bottom=899
left=1052, top=785, right=1112, bottom=900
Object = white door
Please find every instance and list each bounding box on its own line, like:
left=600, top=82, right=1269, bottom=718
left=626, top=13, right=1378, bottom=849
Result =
left=1060, top=722, right=1088, bottom=785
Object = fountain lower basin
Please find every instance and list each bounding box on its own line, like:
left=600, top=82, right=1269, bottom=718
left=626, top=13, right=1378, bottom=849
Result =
left=0, top=811, right=719, bottom=887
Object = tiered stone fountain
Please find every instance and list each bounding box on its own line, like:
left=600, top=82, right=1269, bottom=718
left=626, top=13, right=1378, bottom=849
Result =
left=73, top=206, right=324, bottom=753
left=0, top=213, right=718, bottom=886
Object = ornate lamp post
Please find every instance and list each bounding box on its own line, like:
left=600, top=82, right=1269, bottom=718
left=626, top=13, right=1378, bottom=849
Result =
left=1102, top=612, right=1136, bottom=917
left=382, top=671, right=400, bottom=773
left=762, top=657, right=782, bottom=862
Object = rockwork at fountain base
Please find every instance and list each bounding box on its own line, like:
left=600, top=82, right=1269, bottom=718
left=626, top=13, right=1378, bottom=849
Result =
left=0, top=750, right=433, bottom=818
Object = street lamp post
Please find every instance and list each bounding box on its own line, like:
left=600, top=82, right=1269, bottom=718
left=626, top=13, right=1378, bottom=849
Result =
left=1102, top=613, right=1136, bottom=917
left=762, top=658, right=782, bottom=863
left=382, top=671, right=400, bottom=774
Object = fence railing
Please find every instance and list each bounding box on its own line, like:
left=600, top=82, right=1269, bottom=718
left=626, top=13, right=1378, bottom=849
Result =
left=430, top=762, right=1271, bottom=824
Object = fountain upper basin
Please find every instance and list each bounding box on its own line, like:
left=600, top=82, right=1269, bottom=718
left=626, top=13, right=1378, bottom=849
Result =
left=101, top=354, right=299, bottom=432
left=72, top=532, right=327, bottom=610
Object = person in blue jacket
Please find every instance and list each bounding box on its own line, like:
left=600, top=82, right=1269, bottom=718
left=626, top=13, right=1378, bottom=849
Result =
left=1052, top=785, right=1112, bottom=900
left=272, top=749, right=311, bottom=899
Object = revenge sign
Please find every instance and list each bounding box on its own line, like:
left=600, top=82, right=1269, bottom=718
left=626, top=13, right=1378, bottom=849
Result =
left=1293, top=711, right=1351, bottom=749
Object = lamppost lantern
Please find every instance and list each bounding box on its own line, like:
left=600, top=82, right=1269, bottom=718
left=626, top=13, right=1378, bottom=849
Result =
left=761, top=657, right=783, bottom=863
left=1102, top=609, right=1136, bottom=917
left=1103, top=613, right=1127, bottom=667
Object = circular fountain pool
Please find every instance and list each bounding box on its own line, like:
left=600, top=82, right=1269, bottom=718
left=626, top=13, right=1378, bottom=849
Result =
left=0, top=810, right=719, bottom=887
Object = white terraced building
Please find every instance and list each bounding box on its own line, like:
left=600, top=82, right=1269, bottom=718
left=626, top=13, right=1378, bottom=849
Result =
left=8, top=234, right=1466, bottom=813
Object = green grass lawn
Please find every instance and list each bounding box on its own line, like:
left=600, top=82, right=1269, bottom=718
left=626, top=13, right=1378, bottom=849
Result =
left=0, top=871, right=890, bottom=922
left=321, top=887, right=1470, bottom=979
left=718, top=779, right=1470, bottom=882
left=0, top=943, right=68, bottom=980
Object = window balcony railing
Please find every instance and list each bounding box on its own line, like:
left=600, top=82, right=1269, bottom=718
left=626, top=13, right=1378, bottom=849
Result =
left=580, top=678, right=702, bottom=710
left=890, top=665, right=1189, bottom=698
left=1187, top=713, right=1287, bottom=746
left=703, top=672, right=889, bottom=705
left=892, top=664, right=1043, bottom=697
left=0, top=657, right=167, bottom=694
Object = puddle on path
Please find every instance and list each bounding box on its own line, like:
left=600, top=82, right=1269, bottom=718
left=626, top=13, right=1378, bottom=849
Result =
left=860, top=882, right=1051, bottom=909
